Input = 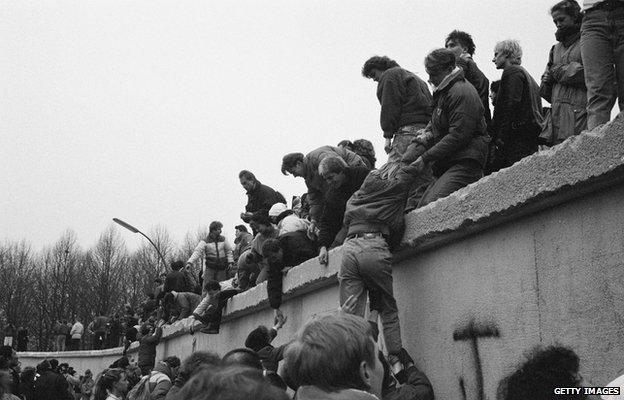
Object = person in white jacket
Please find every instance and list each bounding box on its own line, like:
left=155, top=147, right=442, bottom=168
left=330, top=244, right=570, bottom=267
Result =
left=186, top=221, right=234, bottom=291
left=268, top=203, right=310, bottom=236
left=68, top=319, right=83, bottom=351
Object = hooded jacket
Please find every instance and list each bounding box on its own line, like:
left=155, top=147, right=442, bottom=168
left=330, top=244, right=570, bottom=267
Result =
left=148, top=361, right=173, bottom=400
left=274, top=210, right=310, bottom=236
left=457, top=54, right=491, bottom=124
left=187, top=235, right=234, bottom=272
left=302, top=146, right=367, bottom=221
left=419, top=68, right=488, bottom=176
left=376, top=67, right=433, bottom=138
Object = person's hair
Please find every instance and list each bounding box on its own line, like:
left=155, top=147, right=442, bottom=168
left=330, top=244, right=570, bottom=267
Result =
left=209, top=221, right=223, bottom=232
left=491, top=80, right=501, bottom=93
left=495, top=39, right=523, bottom=65
left=164, top=356, right=181, bottom=369
left=49, top=359, right=59, bottom=371
left=425, top=48, right=457, bottom=75
left=178, top=351, right=221, bottom=383
left=250, top=213, right=271, bottom=227
left=36, top=360, right=51, bottom=373
left=497, top=345, right=582, bottom=400
left=352, top=139, right=375, bottom=160
left=445, top=30, right=476, bottom=55
left=162, top=292, right=175, bottom=308
left=171, top=260, right=184, bottom=271
left=261, top=239, right=282, bottom=256
left=234, top=225, right=248, bottom=233
left=222, top=348, right=263, bottom=370
left=550, top=0, right=583, bottom=23
left=245, top=326, right=272, bottom=352
left=337, top=140, right=354, bottom=150
left=93, top=368, right=125, bottom=400
left=238, top=170, right=257, bottom=181
left=283, top=312, right=375, bottom=392
left=20, top=366, right=37, bottom=384
left=318, top=156, right=348, bottom=177
left=281, top=153, right=304, bottom=175
left=362, top=56, right=400, bottom=78
left=178, top=365, right=289, bottom=400
left=204, top=279, right=221, bottom=292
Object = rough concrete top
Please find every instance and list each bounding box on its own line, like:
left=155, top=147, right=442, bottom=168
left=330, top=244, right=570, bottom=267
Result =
left=157, top=115, right=624, bottom=335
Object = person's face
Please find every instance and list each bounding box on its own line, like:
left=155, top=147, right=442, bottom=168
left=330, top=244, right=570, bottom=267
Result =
left=235, top=229, right=242, bottom=238
left=323, top=171, right=347, bottom=189
left=265, top=249, right=283, bottom=265
left=10, top=350, right=18, bottom=367
left=240, top=177, right=255, bottom=192
left=370, top=69, right=383, bottom=83
left=490, top=90, right=497, bottom=107
left=492, top=48, right=508, bottom=70
left=258, top=223, right=273, bottom=235
left=290, top=162, right=305, bottom=177
left=426, top=66, right=452, bottom=88
left=210, top=227, right=222, bottom=237
left=552, top=10, right=575, bottom=29
left=445, top=39, right=465, bottom=57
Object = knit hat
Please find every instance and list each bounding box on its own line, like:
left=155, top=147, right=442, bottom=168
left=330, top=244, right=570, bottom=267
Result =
left=268, top=203, right=288, bottom=218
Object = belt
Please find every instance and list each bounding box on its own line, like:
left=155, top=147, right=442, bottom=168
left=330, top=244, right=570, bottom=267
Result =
left=346, top=232, right=385, bottom=240
left=589, top=0, right=624, bottom=12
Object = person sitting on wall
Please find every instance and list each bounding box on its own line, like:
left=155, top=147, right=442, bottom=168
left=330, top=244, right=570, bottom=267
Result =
left=188, top=280, right=238, bottom=335
left=268, top=203, right=310, bottom=236
left=162, top=291, right=202, bottom=322
left=236, top=214, right=279, bottom=291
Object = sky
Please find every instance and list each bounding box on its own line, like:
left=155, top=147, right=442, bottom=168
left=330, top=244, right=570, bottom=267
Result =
left=1, top=0, right=579, bottom=252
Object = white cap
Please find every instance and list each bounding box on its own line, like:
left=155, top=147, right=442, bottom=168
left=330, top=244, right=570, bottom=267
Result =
left=268, top=203, right=288, bottom=217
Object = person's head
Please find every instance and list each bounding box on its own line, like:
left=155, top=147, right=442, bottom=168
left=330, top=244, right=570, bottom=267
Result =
left=36, top=360, right=51, bottom=374
left=163, top=356, right=182, bottom=378
left=178, top=351, right=221, bottom=384
left=0, top=346, right=17, bottom=367
left=20, top=366, right=36, bottom=384
left=493, top=40, right=522, bottom=69
left=245, top=326, right=272, bottom=352
left=445, top=30, right=476, bottom=57
left=171, top=260, right=184, bottom=271
left=209, top=221, right=223, bottom=237
left=239, top=170, right=258, bottom=192
left=250, top=214, right=273, bottom=235
left=362, top=56, right=400, bottom=82
left=352, top=139, right=376, bottom=167
left=178, top=365, right=289, bottom=400
left=283, top=312, right=383, bottom=398
left=550, top=0, right=583, bottom=29
left=261, top=239, right=283, bottom=266
left=139, top=324, right=152, bottom=336
left=234, top=225, right=248, bottom=239
left=268, top=203, right=289, bottom=224
left=203, top=280, right=221, bottom=297
left=281, top=153, right=305, bottom=177
left=497, top=345, right=591, bottom=400
left=222, top=348, right=263, bottom=370
left=85, top=369, right=92, bottom=378
left=318, top=157, right=348, bottom=189
left=490, top=80, right=500, bottom=106
left=425, top=48, right=457, bottom=88
left=49, top=359, right=59, bottom=372
left=93, top=368, right=128, bottom=400
left=337, top=140, right=354, bottom=151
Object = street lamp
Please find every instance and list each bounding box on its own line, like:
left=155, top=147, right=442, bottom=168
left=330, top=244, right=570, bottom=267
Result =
left=112, top=218, right=167, bottom=272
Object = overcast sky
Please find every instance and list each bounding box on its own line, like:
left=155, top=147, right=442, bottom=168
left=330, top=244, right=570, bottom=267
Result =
left=1, top=0, right=575, bottom=252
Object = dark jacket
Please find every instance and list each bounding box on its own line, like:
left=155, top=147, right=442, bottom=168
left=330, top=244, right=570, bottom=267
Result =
left=383, top=365, right=434, bottom=400
left=174, top=292, right=201, bottom=319
left=267, top=231, right=318, bottom=309
left=377, top=67, right=433, bottom=138
left=419, top=69, right=488, bottom=176
left=256, top=328, right=287, bottom=373
left=33, top=370, right=73, bottom=400
left=318, top=166, right=370, bottom=248
left=492, top=64, right=544, bottom=140
left=302, top=146, right=367, bottom=221
left=457, top=55, right=491, bottom=124
left=244, top=183, right=286, bottom=221
left=137, top=326, right=163, bottom=368
left=163, top=270, right=192, bottom=293
left=233, top=232, right=254, bottom=262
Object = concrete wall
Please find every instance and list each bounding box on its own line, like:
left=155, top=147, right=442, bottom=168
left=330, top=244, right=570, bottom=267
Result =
left=20, top=116, right=624, bottom=399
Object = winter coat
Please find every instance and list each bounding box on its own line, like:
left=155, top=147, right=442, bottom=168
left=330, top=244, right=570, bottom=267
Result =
left=317, top=166, right=370, bottom=248
left=173, top=292, right=201, bottom=319
left=419, top=68, right=488, bottom=176
left=148, top=362, right=173, bottom=400
left=275, top=210, right=310, bottom=236
left=233, top=232, right=253, bottom=262
left=187, top=235, right=234, bottom=273
left=296, top=386, right=379, bottom=400
left=540, top=31, right=587, bottom=143
left=70, top=322, right=83, bottom=339
left=244, top=183, right=286, bottom=221
left=457, top=54, right=491, bottom=123
left=302, top=146, right=367, bottom=221
left=33, top=370, right=74, bottom=400
left=137, top=327, right=163, bottom=368
left=266, top=231, right=318, bottom=309
left=376, top=67, right=433, bottom=138
left=255, top=328, right=287, bottom=373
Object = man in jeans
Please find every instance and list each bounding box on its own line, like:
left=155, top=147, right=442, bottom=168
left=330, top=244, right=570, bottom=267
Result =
left=581, top=0, right=624, bottom=130
left=362, top=56, right=433, bottom=162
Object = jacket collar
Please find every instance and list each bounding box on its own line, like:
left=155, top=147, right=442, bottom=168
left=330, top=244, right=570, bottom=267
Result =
left=296, top=385, right=380, bottom=400
left=433, top=67, right=464, bottom=96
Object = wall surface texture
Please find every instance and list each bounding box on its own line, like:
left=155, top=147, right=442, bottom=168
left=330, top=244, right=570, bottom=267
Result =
left=20, top=115, right=624, bottom=400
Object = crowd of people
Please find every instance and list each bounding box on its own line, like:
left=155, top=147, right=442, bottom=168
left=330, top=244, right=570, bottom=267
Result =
left=1, top=0, right=623, bottom=398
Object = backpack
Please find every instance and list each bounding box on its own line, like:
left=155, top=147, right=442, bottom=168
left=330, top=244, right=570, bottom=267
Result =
left=126, top=375, right=151, bottom=400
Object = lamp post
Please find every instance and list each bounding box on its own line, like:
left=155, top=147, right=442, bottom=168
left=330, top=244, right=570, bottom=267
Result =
left=113, top=218, right=167, bottom=272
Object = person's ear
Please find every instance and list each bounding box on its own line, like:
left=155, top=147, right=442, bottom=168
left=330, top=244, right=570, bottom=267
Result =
left=359, top=360, right=372, bottom=389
